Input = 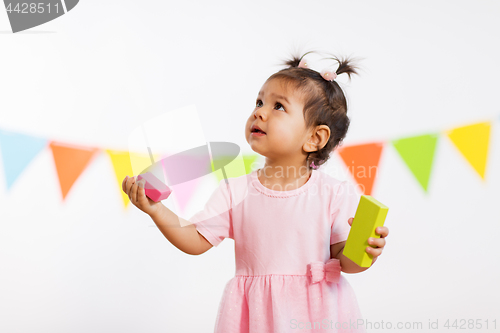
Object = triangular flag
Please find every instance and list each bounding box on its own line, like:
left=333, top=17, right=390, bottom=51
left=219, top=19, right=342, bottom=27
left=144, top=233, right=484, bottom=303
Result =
left=106, top=150, right=133, bottom=208
left=392, top=134, right=438, bottom=192
left=130, top=152, right=160, bottom=176
left=106, top=150, right=160, bottom=208
left=169, top=174, right=203, bottom=216
left=242, top=154, right=260, bottom=174
left=212, top=155, right=250, bottom=184
left=446, top=122, right=491, bottom=180
left=161, top=151, right=212, bottom=187
left=337, top=142, right=384, bottom=195
left=0, top=129, right=47, bottom=190
left=158, top=153, right=206, bottom=215
left=49, top=142, right=99, bottom=200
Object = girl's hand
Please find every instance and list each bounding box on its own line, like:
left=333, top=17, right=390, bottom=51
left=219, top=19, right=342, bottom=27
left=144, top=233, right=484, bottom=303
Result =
left=348, top=217, right=389, bottom=260
left=122, top=175, right=163, bottom=217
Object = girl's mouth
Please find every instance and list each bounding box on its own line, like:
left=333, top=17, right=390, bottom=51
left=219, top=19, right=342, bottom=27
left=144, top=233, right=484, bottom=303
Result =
left=251, top=128, right=266, bottom=135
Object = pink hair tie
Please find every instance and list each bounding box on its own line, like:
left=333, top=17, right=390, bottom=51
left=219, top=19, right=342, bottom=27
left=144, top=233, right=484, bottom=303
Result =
left=298, top=58, right=308, bottom=68
left=320, top=69, right=337, bottom=81
left=310, top=159, right=325, bottom=169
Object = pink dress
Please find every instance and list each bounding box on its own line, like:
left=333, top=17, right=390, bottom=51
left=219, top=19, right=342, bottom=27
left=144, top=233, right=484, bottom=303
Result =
left=189, top=169, right=366, bottom=333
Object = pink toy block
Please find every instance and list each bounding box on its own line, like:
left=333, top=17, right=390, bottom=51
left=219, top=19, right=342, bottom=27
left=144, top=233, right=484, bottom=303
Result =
left=137, top=172, right=172, bottom=202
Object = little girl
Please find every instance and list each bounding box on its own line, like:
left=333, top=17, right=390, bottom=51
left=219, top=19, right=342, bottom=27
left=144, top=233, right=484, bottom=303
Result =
left=122, top=52, right=389, bottom=333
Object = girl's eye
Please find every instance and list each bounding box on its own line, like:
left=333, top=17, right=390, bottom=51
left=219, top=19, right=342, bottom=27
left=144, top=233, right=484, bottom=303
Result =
left=256, top=100, right=263, bottom=107
left=275, top=103, right=285, bottom=111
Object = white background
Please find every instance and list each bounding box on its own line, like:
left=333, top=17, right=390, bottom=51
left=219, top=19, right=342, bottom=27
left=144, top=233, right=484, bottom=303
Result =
left=1, top=1, right=499, bottom=332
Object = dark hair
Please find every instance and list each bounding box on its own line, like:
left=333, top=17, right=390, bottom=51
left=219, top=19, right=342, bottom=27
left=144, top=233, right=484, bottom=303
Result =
left=267, top=51, right=361, bottom=170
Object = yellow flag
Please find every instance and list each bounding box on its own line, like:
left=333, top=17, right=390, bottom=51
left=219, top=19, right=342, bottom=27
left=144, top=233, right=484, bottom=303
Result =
left=446, top=122, right=491, bottom=180
left=106, top=150, right=159, bottom=208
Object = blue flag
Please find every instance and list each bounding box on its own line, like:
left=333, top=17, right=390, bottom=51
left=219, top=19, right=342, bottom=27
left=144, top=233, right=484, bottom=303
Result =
left=0, top=129, right=47, bottom=190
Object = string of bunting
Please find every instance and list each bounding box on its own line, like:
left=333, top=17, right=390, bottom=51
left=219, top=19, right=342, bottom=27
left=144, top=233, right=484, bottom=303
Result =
left=0, top=119, right=495, bottom=214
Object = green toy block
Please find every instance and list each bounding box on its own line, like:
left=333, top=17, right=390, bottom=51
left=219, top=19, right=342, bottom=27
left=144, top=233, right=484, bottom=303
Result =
left=343, top=195, right=389, bottom=267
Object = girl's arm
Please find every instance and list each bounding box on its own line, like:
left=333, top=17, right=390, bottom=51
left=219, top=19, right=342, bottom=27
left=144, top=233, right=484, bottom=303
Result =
left=151, top=205, right=214, bottom=256
left=331, top=218, right=389, bottom=273
left=123, top=175, right=213, bottom=256
left=330, top=241, right=370, bottom=273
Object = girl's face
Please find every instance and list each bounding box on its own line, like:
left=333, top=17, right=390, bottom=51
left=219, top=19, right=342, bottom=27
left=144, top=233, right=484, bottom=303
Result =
left=245, top=78, right=312, bottom=161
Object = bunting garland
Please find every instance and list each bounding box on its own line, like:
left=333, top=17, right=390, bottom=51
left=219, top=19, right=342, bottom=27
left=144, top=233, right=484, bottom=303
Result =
left=160, top=152, right=208, bottom=216
left=0, top=129, right=47, bottom=190
left=49, top=142, right=99, bottom=200
left=0, top=118, right=496, bottom=207
left=106, top=150, right=161, bottom=208
left=446, top=122, right=491, bottom=180
left=391, top=134, right=439, bottom=192
left=212, top=154, right=260, bottom=184
left=337, top=142, right=384, bottom=195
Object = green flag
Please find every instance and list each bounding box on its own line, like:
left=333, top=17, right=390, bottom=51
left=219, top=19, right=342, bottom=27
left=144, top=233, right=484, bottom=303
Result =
left=392, top=134, right=439, bottom=192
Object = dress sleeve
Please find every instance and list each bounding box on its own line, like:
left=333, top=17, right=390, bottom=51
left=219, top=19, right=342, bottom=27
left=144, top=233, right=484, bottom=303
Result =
left=330, top=181, right=361, bottom=245
left=188, top=179, right=233, bottom=247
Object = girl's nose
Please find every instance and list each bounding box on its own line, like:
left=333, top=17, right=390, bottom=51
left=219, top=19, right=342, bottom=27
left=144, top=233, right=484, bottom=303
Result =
left=254, top=108, right=267, bottom=120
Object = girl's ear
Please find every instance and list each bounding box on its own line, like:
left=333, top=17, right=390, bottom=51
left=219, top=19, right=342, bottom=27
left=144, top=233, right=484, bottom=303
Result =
left=304, top=125, right=330, bottom=152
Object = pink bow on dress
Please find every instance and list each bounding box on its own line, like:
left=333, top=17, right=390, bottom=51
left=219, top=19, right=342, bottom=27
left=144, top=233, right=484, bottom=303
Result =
left=308, top=258, right=341, bottom=284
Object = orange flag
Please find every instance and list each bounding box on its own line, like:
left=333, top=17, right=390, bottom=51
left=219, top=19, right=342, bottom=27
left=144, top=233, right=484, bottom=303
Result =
left=337, top=142, right=384, bottom=195
left=49, top=142, right=99, bottom=200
